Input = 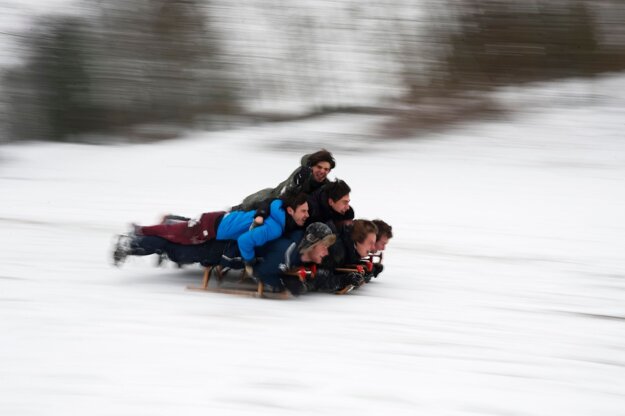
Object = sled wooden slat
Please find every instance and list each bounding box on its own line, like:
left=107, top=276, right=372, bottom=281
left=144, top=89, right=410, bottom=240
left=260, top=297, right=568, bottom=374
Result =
left=335, top=285, right=355, bottom=295
left=187, top=266, right=290, bottom=299
left=200, top=266, right=213, bottom=289
left=186, top=284, right=290, bottom=299
left=187, top=285, right=262, bottom=297
left=335, top=267, right=361, bottom=273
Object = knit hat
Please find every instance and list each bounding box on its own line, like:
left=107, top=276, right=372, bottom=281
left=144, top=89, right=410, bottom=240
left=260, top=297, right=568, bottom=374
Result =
left=298, top=222, right=336, bottom=253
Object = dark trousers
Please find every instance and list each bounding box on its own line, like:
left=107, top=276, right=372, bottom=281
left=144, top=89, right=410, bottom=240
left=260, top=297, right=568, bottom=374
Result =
left=131, top=236, right=241, bottom=267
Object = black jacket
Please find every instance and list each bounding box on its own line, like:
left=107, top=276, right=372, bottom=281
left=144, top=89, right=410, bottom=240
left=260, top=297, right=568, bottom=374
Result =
left=305, top=188, right=354, bottom=228
left=324, top=223, right=362, bottom=269
left=233, top=153, right=328, bottom=211
left=309, top=223, right=363, bottom=293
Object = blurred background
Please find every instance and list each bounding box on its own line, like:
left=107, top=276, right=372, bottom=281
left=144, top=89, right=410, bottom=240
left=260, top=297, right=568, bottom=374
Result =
left=1, top=0, right=625, bottom=143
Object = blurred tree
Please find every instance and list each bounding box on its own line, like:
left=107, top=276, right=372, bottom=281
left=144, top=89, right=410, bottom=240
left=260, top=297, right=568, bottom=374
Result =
left=4, top=17, right=100, bottom=141
left=3, top=0, right=237, bottom=142
left=92, top=0, right=237, bottom=127
left=37, top=18, right=102, bottom=140
left=441, top=0, right=601, bottom=90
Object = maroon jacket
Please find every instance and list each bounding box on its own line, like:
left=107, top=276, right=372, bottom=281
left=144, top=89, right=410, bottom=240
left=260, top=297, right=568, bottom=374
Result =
left=139, top=211, right=226, bottom=245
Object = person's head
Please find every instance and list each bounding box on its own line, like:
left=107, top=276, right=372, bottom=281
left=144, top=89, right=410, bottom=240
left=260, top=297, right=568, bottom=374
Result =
left=325, top=179, right=351, bottom=215
left=281, top=192, right=309, bottom=226
left=307, top=149, right=335, bottom=183
left=351, top=219, right=378, bottom=258
left=372, top=219, right=393, bottom=251
left=298, top=222, right=336, bottom=264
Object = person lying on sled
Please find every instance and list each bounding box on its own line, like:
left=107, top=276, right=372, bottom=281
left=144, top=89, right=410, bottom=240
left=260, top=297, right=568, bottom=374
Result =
left=307, top=219, right=378, bottom=293
left=368, top=219, right=393, bottom=279
left=233, top=149, right=336, bottom=212
left=305, top=179, right=354, bottom=228
left=111, top=233, right=237, bottom=268
left=111, top=222, right=336, bottom=297
left=162, top=175, right=353, bottom=240
left=252, top=222, right=336, bottom=296
left=113, top=192, right=309, bottom=267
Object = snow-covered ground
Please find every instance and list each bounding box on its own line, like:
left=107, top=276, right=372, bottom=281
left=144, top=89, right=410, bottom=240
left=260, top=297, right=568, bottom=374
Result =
left=2, top=74, right=625, bottom=415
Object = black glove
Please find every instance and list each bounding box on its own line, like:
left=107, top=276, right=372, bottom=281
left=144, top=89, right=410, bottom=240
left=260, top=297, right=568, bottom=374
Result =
left=372, top=263, right=384, bottom=278
left=293, top=166, right=312, bottom=188
left=253, top=199, right=272, bottom=220
left=344, top=272, right=364, bottom=288
left=285, top=166, right=312, bottom=194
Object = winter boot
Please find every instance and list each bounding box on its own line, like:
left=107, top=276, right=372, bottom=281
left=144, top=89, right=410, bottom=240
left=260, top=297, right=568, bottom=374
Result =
left=112, top=234, right=133, bottom=267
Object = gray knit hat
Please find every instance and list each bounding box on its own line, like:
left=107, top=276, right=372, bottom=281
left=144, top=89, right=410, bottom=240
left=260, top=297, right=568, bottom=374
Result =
left=298, top=222, right=336, bottom=253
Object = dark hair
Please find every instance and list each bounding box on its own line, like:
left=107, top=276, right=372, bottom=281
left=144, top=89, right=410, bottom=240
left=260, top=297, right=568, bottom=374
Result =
left=372, top=219, right=393, bottom=239
left=307, top=149, right=336, bottom=170
left=324, top=179, right=350, bottom=202
left=281, top=192, right=309, bottom=210
left=351, top=220, right=378, bottom=244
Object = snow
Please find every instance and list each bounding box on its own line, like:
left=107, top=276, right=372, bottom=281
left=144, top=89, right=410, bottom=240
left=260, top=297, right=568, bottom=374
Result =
left=2, top=73, right=625, bottom=415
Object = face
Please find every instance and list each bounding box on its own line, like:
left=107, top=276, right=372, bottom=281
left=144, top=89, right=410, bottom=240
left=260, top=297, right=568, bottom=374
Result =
left=306, top=243, right=330, bottom=264
left=311, top=161, right=331, bottom=183
left=287, top=202, right=309, bottom=226
left=355, top=232, right=377, bottom=258
left=328, top=194, right=350, bottom=215
left=374, top=235, right=390, bottom=252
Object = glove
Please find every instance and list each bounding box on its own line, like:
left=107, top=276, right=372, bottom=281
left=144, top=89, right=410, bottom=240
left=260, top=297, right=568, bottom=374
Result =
left=284, top=166, right=312, bottom=194
left=345, top=272, right=364, bottom=288
left=372, top=263, right=384, bottom=277
left=292, top=166, right=312, bottom=189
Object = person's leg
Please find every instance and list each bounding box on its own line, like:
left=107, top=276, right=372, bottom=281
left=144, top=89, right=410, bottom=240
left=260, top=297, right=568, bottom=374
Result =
left=113, top=235, right=168, bottom=266
left=130, top=235, right=169, bottom=256
left=164, top=242, right=212, bottom=265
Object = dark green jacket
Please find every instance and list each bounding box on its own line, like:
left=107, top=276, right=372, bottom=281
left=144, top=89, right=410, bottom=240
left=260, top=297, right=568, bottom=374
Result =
left=234, top=153, right=328, bottom=211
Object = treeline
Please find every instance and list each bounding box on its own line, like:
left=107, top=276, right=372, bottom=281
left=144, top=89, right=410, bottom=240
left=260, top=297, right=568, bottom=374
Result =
left=3, top=0, right=236, bottom=141
left=439, top=0, right=625, bottom=91
left=2, top=0, right=625, bottom=141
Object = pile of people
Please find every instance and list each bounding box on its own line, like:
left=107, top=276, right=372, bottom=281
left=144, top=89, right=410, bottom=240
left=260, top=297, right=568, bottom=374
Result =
left=112, top=149, right=393, bottom=296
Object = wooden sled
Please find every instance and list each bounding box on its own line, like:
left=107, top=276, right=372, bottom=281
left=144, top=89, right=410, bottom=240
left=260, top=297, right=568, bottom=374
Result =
left=186, top=265, right=292, bottom=299
left=187, top=264, right=359, bottom=298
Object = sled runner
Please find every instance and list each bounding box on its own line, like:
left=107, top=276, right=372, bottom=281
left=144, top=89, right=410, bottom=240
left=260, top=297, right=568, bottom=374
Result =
left=335, top=284, right=355, bottom=295
left=186, top=265, right=319, bottom=299
left=186, top=265, right=272, bottom=298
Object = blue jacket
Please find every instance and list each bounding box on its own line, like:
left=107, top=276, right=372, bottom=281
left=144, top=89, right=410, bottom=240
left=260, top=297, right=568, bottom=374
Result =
left=216, top=199, right=286, bottom=262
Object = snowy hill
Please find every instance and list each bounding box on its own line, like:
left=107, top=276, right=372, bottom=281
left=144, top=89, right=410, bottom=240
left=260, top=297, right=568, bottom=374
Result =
left=1, top=74, right=625, bottom=415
